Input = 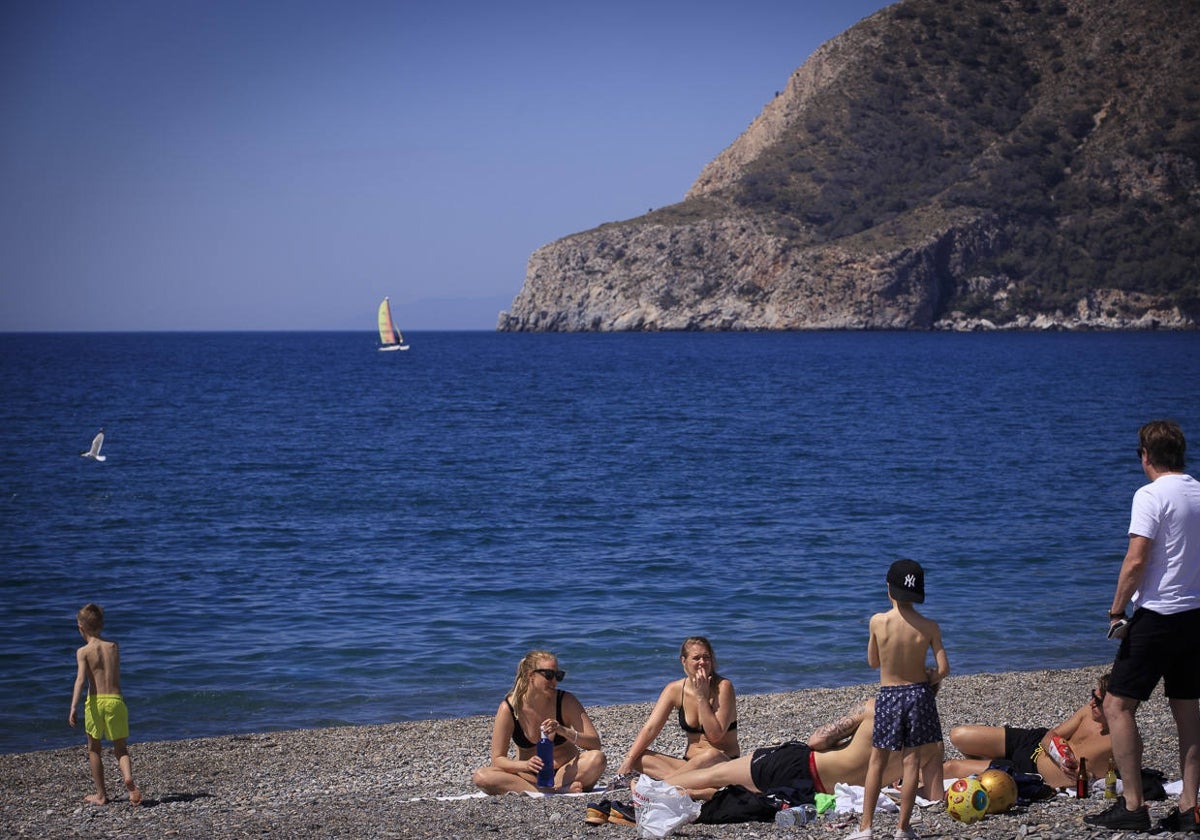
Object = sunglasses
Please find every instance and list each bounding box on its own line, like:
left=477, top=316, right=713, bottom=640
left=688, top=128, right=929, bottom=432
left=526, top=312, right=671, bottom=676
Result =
left=1091, top=689, right=1105, bottom=705
left=533, top=668, right=565, bottom=681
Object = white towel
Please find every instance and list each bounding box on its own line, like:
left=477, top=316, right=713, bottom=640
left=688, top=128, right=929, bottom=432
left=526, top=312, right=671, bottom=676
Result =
left=435, top=787, right=599, bottom=801
left=833, top=782, right=899, bottom=815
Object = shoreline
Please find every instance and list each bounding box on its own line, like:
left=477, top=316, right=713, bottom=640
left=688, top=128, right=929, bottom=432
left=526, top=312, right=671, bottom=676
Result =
left=3, top=664, right=1189, bottom=838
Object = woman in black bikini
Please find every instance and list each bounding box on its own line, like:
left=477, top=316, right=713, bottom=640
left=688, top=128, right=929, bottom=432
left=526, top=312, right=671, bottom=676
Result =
left=615, top=636, right=740, bottom=781
left=472, top=650, right=607, bottom=794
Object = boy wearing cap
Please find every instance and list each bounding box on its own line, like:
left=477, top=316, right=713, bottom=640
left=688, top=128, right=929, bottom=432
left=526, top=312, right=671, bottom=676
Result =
left=848, top=559, right=949, bottom=840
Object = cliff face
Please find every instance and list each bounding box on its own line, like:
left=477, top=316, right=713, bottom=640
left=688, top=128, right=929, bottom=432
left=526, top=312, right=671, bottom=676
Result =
left=499, top=0, right=1199, bottom=332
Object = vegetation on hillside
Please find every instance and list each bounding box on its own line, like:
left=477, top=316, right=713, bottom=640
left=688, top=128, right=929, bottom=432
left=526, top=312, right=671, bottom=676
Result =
left=670, top=0, right=1200, bottom=322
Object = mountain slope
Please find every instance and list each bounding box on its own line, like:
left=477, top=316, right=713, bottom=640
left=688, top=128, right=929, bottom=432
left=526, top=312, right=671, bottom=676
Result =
left=499, top=0, right=1199, bottom=331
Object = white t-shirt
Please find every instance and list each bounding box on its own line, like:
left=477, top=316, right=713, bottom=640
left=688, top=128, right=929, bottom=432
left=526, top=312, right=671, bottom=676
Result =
left=1128, top=473, right=1200, bottom=614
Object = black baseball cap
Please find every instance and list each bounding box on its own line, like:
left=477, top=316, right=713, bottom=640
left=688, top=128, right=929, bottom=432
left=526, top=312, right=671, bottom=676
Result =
left=887, top=559, right=925, bottom=603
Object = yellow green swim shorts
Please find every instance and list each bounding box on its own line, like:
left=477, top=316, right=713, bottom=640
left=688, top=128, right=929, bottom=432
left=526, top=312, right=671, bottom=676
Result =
left=84, top=694, right=130, bottom=742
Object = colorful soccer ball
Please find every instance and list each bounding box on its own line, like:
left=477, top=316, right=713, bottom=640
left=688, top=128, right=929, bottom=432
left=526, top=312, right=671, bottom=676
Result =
left=978, top=768, right=1018, bottom=813
left=945, top=776, right=990, bottom=823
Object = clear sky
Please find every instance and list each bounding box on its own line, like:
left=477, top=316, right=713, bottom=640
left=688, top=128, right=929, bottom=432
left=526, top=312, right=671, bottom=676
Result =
left=1, top=0, right=892, bottom=332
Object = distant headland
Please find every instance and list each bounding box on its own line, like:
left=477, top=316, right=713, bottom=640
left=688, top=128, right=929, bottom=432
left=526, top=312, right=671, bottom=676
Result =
left=499, top=0, right=1199, bottom=332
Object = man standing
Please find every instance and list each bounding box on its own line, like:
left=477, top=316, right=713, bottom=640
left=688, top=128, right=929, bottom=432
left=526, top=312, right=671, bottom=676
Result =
left=1086, top=420, right=1200, bottom=833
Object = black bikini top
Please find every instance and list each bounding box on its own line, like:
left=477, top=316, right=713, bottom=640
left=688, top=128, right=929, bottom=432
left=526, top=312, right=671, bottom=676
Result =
left=678, top=679, right=737, bottom=734
left=507, top=689, right=567, bottom=749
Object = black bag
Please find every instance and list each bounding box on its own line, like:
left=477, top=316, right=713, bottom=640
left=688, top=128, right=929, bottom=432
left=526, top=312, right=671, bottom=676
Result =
left=986, top=760, right=1055, bottom=803
left=1141, top=768, right=1167, bottom=801
left=697, top=785, right=778, bottom=824
left=697, top=779, right=816, bottom=824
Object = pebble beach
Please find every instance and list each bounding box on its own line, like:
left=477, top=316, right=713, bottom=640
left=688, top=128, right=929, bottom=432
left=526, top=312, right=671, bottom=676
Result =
left=3, top=665, right=1193, bottom=839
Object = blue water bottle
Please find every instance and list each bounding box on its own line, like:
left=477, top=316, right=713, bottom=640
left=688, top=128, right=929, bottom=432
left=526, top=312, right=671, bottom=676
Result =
left=536, top=726, right=555, bottom=789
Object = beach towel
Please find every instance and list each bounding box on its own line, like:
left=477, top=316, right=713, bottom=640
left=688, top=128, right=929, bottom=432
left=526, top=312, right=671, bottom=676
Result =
left=833, top=782, right=901, bottom=815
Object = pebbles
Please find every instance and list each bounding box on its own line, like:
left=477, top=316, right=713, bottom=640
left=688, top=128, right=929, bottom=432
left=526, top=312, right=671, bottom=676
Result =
left=2, top=665, right=1190, bottom=838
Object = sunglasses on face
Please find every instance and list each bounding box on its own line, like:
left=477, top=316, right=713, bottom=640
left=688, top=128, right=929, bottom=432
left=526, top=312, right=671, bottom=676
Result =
left=1091, top=690, right=1105, bottom=705
left=533, top=668, right=566, bottom=681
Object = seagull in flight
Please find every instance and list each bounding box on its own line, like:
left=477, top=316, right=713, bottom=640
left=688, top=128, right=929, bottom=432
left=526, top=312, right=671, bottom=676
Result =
left=82, top=428, right=106, bottom=462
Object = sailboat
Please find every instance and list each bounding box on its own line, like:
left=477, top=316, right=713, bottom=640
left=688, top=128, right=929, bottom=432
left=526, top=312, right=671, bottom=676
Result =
left=377, top=297, right=409, bottom=351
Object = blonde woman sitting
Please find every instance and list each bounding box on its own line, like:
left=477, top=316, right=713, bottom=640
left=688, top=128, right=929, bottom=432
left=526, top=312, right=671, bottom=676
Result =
left=616, top=636, right=740, bottom=781
left=472, top=650, right=606, bottom=794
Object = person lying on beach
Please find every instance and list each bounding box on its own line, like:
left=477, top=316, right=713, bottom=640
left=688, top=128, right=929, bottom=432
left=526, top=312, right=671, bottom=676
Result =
left=472, top=650, right=607, bottom=794
left=614, top=636, right=740, bottom=781
left=660, top=695, right=943, bottom=803
left=943, top=671, right=1112, bottom=789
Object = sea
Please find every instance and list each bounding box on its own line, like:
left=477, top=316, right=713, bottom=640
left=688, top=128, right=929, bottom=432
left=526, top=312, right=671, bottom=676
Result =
left=2, top=330, right=1198, bottom=756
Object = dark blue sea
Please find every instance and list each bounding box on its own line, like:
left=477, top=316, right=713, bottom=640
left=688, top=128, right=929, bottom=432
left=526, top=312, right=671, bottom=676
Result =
left=2, top=331, right=1198, bottom=755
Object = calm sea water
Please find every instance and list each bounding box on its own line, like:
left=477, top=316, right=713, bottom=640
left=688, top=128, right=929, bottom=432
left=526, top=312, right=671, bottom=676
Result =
left=2, top=330, right=1198, bottom=755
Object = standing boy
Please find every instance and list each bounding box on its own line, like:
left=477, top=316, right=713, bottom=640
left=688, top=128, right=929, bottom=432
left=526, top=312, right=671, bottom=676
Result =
left=848, top=559, right=949, bottom=840
left=69, top=603, right=142, bottom=806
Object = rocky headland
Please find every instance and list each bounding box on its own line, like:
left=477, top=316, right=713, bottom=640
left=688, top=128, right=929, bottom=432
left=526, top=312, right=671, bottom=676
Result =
left=499, top=0, right=1199, bottom=332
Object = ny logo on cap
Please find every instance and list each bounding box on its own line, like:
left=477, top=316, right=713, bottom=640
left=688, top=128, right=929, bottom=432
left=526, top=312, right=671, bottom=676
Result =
left=904, top=574, right=917, bottom=588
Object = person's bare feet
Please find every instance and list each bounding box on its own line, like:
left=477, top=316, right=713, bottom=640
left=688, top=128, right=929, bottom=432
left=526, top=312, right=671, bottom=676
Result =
left=125, top=779, right=142, bottom=806
left=83, top=793, right=107, bottom=806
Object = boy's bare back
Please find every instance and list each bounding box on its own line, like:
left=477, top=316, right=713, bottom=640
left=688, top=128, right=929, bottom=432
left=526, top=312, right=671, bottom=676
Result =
left=69, top=603, right=141, bottom=806
left=869, top=604, right=948, bottom=686
left=77, top=637, right=122, bottom=696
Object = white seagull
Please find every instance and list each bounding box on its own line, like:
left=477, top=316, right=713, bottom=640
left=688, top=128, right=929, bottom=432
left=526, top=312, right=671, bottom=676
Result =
left=82, top=429, right=106, bottom=462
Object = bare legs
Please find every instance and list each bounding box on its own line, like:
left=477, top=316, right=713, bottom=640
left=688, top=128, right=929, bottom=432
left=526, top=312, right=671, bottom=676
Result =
left=564, top=749, right=607, bottom=793
left=855, top=741, right=940, bottom=836
left=919, top=740, right=945, bottom=801
left=472, top=750, right=608, bottom=795
left=857, top=745, right=889, bottom=834
left=663, top=753, right=755, bottom=801
left=471, top=765, right=539, bottom=794
left=1103, top=692, right=1145, bottom=810
left=1170, top=697, right=1200, bottom=813
left=83, top=735, right=140, bottom=806
left=114, top=739, right=142, bottom=805
left=84, top=735, right=106, bottom=805
left=947, top=724, right=1006, bottom=759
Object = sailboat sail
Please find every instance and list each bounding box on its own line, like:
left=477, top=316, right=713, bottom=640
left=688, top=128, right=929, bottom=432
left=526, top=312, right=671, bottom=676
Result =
left=377, top=297, right=409, bottom=351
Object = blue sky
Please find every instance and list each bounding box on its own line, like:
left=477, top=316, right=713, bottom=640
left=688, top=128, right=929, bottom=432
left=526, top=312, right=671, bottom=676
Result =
left=1, top=0, right=892, bottom=331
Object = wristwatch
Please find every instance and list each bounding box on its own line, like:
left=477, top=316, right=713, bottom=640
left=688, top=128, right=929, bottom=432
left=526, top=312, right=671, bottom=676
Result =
left=1109, top=610, right=1127, bottom=619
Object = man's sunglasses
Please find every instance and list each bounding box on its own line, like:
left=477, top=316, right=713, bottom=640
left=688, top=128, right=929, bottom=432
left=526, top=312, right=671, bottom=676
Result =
left=1091, top=690, right=1105, bottom=705
left=533, top=668, right=566, bottom=681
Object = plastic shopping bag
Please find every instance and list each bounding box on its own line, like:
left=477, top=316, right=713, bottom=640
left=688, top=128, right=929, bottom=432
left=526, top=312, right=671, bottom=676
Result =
left=632, top=773, right=702, bottom=838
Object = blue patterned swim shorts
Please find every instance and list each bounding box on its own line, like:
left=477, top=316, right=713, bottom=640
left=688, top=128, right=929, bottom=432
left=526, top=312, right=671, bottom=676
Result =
left=872, top=682, right=941, bottom=750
